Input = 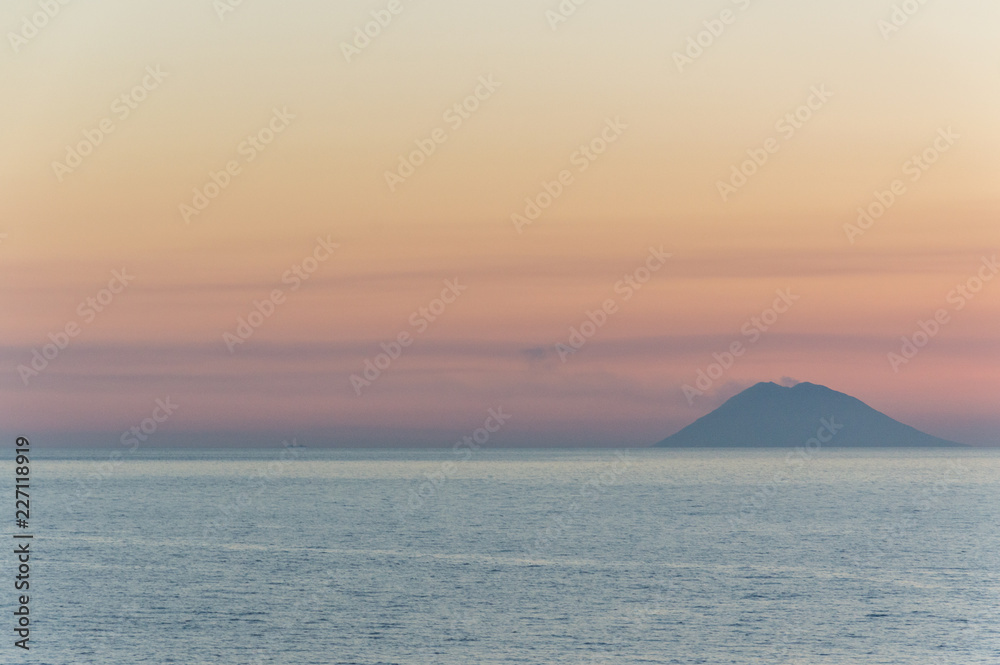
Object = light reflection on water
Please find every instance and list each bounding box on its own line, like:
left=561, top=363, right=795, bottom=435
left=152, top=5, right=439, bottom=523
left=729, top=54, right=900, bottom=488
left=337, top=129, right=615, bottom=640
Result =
left=5, top=447, right=998, bottom=664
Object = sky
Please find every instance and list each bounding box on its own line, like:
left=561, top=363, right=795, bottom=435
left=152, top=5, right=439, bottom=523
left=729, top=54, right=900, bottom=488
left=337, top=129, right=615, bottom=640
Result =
left=1, top=0, right=998, bottom=447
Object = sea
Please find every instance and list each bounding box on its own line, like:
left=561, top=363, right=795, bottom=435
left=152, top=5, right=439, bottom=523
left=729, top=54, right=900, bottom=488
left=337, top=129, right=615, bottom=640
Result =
left=4, top=447, right=999, bottom=664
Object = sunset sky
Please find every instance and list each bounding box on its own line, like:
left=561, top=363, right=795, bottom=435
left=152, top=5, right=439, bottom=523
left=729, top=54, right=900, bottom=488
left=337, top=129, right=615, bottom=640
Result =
left=2, top=0, right=998, bottom=446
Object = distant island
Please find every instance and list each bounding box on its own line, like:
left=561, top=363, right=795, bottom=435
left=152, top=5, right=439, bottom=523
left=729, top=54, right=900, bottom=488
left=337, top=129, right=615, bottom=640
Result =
left=657, top=381, right=964, bottom=447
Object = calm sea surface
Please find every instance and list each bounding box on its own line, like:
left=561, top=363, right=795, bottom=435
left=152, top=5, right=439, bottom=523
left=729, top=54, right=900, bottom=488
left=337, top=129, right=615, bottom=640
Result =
left=4, top=447, right=999, bottom=664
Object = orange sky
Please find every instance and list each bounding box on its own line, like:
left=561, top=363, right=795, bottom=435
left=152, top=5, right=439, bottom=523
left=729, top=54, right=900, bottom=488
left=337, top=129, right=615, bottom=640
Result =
left=2, top=0, right=998, bottom=446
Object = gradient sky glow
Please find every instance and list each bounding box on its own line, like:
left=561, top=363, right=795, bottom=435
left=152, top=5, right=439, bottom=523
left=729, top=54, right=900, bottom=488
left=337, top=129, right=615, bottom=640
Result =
left=2, top=0, right=998, bottom=446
